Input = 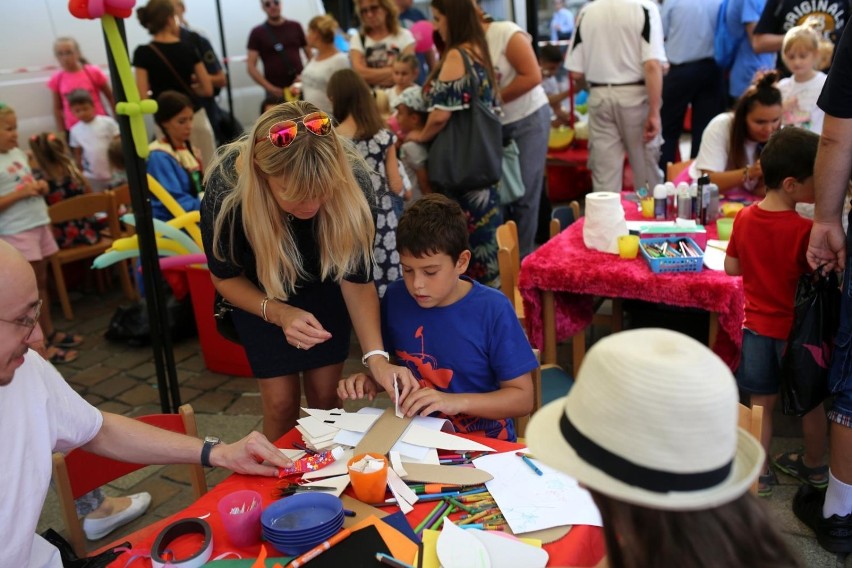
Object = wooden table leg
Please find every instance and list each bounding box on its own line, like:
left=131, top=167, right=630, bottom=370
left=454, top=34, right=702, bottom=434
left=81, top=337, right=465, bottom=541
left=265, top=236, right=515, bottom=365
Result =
left=543, top=290, right=557, bottom=366
left=708, top=312, right=719, bottom=348
left=611, top=298, right=623, bottom=332
left=572, top=329, right=586, bottom=378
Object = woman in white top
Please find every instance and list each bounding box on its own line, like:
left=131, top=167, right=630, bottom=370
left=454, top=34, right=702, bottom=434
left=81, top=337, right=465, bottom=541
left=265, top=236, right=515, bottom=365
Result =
left=350, top=0, right=415, bottom=88
left=481, top=14, right=551, bottom=257
left=690, top=72, right=782, bottom=200
left=300, top=15, right=350, bottom=114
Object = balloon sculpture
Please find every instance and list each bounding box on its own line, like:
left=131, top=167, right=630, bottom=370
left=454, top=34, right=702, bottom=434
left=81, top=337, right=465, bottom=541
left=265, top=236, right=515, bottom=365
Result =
left=410, top=21, right=435, bottom=54
left=68, top=0, right=156, bottom=158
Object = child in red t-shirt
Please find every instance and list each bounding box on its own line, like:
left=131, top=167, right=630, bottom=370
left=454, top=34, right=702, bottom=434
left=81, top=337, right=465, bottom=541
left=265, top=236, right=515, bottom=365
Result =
left=725, top=127, right=827, bottom=497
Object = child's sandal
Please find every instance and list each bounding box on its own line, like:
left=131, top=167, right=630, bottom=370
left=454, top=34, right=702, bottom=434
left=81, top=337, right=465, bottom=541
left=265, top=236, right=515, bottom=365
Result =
left=758, top=469, right=777, bottom=497
left=772, top=451, right=829, bottom=488
left=48, top=331, right=84, bottom=349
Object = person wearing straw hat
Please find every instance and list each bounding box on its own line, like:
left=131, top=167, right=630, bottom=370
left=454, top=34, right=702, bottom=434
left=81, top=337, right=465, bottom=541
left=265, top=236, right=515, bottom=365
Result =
left=527, top=328, right=802, bottom=567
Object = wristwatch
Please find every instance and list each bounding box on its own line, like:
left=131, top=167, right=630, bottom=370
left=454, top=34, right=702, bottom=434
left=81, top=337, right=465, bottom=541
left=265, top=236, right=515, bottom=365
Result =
left=200, top=436, right=222, bottom=468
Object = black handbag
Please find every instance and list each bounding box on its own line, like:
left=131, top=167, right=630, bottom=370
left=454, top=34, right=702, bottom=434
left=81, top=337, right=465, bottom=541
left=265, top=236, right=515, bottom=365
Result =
left=213, top=293, right=242, bottom=344
left=780, top=269, right=840, bottom=416
left=427, top=49, right=503, bottom=195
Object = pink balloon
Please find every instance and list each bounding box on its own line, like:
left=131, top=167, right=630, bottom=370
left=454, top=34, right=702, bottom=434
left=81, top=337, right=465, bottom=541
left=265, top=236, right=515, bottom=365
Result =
left=158, top=253, right=208, bottom=271
left=410, top=21, right=434, bottom=54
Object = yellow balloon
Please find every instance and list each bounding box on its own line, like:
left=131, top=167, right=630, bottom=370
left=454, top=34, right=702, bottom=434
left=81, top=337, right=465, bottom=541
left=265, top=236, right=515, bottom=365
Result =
left=146, top=175, right=203, bottom=245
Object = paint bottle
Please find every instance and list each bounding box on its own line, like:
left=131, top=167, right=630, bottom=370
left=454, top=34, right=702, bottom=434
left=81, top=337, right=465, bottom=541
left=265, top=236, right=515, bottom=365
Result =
left=665, top=182, right=677, bottom=219
left=677, top=183, right=692, bottom=219
left=707, top=183, right=720, bottom=222
left=653, top=184, right=667, bottom=219
left=696, top=174, right=711, bottom=225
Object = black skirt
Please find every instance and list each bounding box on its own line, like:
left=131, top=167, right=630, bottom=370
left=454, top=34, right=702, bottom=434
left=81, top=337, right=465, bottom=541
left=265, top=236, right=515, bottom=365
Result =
left=231, top=278, right=351, bottom=378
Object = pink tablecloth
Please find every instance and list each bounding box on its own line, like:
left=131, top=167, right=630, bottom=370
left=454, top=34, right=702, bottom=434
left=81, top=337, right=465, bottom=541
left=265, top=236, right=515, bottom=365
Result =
left=519, top=201, right=745, bottom=368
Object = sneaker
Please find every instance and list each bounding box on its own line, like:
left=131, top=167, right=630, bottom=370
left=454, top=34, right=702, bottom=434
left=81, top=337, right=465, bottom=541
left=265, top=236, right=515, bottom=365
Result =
left=793, top=484, right=852, bottom=554
left=82, top=492, right=152, bottom=540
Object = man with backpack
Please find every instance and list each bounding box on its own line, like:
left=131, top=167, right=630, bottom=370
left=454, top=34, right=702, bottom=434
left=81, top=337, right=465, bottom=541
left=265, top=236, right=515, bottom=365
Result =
left=716, top=0, right=776, bottom=103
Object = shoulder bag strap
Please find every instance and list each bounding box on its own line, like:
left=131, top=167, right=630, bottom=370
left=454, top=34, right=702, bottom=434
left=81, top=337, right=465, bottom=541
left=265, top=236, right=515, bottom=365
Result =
left=147, top=43, right=196, bottom=101
left=457, top=48, right=481, bottom=99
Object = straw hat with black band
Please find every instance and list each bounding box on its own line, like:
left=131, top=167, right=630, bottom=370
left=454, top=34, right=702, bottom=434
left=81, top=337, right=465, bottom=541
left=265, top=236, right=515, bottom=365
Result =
left=528, top=328, right=764, bottom=511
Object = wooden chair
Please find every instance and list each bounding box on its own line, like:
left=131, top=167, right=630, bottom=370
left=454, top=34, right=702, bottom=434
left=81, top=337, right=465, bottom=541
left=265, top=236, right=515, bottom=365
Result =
left=549, top=201, right=581, bottom=238
left=496, top=220, right=525, bottom=329
left=666, top=160, right=692, bottom=182
left=48, top=193, right=135, bottom=319
left=104, top=183, right=134, bottom=239
left=515, top=354, right=542, bottom=442
left=738, top=403, right=765, bottom=496
left=52, top=404, right=208, bottom=557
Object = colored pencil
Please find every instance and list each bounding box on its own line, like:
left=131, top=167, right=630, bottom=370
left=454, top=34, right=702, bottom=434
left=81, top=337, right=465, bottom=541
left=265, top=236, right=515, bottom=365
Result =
left=375, top=553, right=415, bottom=568
left=286, top=528, right=351, bottom=568
left=516, top=452, right=543, bottom=476
left=292, top=442, right=317, bottom=455
left=414, top=500, right=447, bottom=534
left=429, top=504, right=456, bottom=530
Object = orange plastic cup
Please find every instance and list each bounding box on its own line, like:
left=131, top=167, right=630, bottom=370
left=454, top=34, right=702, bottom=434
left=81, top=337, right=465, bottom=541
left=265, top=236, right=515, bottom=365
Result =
left=347, top=453, right=388, bottom=504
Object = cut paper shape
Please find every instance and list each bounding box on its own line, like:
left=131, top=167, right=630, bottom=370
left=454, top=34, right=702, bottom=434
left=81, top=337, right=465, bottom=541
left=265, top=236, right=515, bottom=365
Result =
left=703, top=239, right=728, bottom=271
left=467, top=525, right=548, bottom=567
left=348, top=515, right=418, bottom=563
left=402, top=424, right=495, bottom=453
left=436, top=521, right=490, bottom=568
left=473, top=452, right=602, bottom=534
left=401, top=464, right=493, bottom=485
left=333, top=408, right=455, bottom=461
left=280, top=449, right=306, bottom=461
left=297, top=415, right=340, bottom=439
left=386, top=467, right=418, bottom=514
left=401, top=448, right=440, bottom=466
left=389, top=451, right=408, bottom=477
left=302, top=408, right=382, bottom=433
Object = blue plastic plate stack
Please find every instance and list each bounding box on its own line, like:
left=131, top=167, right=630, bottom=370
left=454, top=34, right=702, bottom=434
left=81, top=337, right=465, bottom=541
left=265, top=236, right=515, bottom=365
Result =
left=260, top=493, right=344, bottom=555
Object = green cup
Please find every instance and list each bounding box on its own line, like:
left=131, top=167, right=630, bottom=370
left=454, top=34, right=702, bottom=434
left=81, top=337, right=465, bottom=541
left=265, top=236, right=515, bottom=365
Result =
left=717, top=218, right=734, bottom=241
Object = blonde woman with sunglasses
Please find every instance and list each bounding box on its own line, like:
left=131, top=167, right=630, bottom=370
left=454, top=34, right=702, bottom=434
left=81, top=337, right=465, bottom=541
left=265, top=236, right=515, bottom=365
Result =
left=201, top=101, right=418, bottom=441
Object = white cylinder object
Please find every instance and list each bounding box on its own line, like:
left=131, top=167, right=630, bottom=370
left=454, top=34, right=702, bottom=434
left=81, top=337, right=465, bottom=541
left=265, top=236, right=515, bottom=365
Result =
left=583, top=191, right=627, bottom=254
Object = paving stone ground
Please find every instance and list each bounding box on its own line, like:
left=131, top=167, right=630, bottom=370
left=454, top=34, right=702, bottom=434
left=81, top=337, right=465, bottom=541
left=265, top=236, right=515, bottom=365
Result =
left=33, top=287, right=844, bottom=566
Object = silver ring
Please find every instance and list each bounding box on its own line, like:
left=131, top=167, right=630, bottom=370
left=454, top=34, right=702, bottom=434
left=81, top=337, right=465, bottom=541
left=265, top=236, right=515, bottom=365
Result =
left=297, top=341, right=302, bottom=350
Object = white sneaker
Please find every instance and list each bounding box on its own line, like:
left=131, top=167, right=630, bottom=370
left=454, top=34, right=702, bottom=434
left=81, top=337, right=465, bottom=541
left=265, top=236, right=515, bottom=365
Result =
left=82, top=492, right=152, bottom=540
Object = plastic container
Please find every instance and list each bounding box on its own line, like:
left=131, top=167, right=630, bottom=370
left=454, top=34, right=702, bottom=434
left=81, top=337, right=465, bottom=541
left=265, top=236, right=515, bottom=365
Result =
left=618, top=235, right=640, bottom=259
left=347, top=453, right=388, bottom=503
left=716, top=218, right=734, bottom=241
left=653, top=184, right=667, bottom=219
left=639, top=237, right=704, bottom=274
left=217, top=490, right=263, bottom=548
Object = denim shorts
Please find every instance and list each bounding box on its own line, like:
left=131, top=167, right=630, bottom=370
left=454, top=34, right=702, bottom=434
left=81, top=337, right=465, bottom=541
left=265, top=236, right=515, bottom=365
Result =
left=828, top=215, right=852, bottom=426
left=735, top=328, right=786, bottom=395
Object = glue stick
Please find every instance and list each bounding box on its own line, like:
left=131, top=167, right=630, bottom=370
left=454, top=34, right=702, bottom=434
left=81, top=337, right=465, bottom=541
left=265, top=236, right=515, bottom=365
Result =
left=278, top=446, right=345, bottom=478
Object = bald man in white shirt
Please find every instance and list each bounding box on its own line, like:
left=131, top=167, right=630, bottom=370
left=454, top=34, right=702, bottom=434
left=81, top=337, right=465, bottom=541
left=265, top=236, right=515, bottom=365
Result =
left=566, top=0, right=667, bottom=191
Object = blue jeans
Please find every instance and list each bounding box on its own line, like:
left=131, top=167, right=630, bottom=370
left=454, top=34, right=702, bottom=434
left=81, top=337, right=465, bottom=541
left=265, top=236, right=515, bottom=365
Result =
left=502, top=104, right=551, bottom=258
left=735, top=328, right=785, bottom=395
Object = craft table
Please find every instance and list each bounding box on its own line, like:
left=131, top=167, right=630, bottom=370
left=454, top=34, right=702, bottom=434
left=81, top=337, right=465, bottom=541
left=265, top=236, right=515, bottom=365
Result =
left=101, top=428, right=605, bottom=567
left=519, top=198, right=744, bottom=375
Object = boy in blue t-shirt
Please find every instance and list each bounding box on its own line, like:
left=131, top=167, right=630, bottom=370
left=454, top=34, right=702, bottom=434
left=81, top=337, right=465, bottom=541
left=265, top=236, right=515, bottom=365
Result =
left=338, top=195, right=537, bottom=441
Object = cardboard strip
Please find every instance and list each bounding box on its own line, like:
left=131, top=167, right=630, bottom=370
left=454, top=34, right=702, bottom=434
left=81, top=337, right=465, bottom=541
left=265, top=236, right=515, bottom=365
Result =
left=354, top=408, right=412, bottom=456
left=401, top=464, right=493, bottom=485
left=341, top=494, right=388, bottom=528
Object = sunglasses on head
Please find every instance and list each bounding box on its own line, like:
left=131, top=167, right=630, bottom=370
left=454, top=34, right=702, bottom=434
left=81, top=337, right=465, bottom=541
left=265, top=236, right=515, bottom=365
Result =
left=259, top=112, right=332, bottom=148
left=263, top=0, right=279, bottom=7
left=360, top=4, right=381, bottom=15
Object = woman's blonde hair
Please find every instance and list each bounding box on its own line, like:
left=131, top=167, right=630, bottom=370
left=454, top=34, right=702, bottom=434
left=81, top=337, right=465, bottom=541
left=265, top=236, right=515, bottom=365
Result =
left=29, top=133, right=86, bottom=187
left=206, top=101, right=375, bottom=300
left=355, top=0, right=400, bottom=35
left=309, top=14, right=339, bottom=45
left=0, top=104, right=14, bottom=123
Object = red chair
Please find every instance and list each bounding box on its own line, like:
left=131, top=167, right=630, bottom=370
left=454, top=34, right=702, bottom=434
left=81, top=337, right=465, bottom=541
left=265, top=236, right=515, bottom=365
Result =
left=51, top=404, right=208, bottom=557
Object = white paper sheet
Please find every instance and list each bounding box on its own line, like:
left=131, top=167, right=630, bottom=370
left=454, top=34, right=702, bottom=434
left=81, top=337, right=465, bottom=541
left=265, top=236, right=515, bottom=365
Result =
left=473, top=452, right=602, bottom=533
left=389, top=451, right=408, bottom=477
left=297, top=416, right=340, bottom=439
left=402, top=448, right=440, bottom=465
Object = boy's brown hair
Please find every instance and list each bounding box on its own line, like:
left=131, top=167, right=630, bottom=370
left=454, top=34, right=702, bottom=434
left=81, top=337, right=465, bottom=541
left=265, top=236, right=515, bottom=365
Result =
left=397, top=194, right=469, bottom=262
left=761, top=127, right=819, bottom=189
